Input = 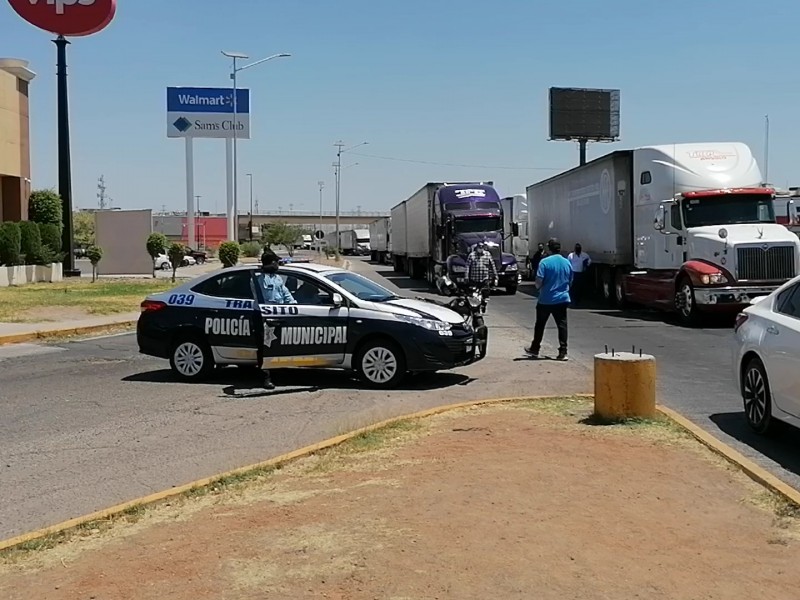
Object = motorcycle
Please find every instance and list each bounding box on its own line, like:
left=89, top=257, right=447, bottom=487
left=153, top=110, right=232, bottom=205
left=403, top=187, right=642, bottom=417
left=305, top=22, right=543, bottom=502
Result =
left=440, top=276, right=489, bottom=359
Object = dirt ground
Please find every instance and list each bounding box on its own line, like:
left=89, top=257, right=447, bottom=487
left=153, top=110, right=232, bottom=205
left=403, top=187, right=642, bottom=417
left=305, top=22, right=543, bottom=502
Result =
left=2, top=398, right=799, bottom=600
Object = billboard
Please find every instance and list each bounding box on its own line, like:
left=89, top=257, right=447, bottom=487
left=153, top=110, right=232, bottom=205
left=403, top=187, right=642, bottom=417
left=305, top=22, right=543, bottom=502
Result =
left=167, top=87, right=251, bottom=139
left=549, top=87, right=620, bottom=141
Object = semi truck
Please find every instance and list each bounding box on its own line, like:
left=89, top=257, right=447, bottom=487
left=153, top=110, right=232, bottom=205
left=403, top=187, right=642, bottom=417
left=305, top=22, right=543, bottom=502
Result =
left=501, top=194, right=530, bottom=278
left=338, top=229, right=370, bottom=255
left=773, top=188, right=800, bottom=236
left=391, top=182, right=520, bottom=294
left=369, top=217, right=392, bottom=264
left=527, top=142, right=800, bottom=324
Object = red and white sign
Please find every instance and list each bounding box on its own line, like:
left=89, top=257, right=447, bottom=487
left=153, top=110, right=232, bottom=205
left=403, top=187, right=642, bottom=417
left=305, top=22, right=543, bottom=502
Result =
left=8, top=0, right=116, bottom=37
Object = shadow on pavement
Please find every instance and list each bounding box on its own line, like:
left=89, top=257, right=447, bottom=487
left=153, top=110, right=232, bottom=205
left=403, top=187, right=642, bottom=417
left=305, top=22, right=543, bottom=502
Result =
left=123, top=367, right=472, bottom=392
left=709, top=412, right=800, bottom=479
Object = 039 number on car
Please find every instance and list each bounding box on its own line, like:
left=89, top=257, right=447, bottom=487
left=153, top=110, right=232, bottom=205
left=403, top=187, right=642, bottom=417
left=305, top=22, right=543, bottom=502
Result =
left=168, top=293, right=195, bottom=306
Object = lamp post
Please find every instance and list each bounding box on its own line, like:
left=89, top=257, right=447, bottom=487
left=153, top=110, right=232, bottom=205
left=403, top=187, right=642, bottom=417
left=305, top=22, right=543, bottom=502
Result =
left=333, top=141, right=368, bottom=248
left=246, top=173, right=254, bottom=241
left=221, top=51, right=290, bottom=242
left=317, top=180, right=324, bottom=252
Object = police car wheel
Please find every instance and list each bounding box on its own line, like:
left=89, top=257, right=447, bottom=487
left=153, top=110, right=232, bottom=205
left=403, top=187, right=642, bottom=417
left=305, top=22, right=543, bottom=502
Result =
left=169, top=336, right=214, bottom=382
left=356, top=339, right=406, bottom=388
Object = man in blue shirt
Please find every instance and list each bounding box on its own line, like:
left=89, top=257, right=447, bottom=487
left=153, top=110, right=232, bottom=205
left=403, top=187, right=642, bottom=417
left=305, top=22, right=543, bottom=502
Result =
left=255, top=248, right=296, bottom=390
left=525, top=238, right=572, bottom=361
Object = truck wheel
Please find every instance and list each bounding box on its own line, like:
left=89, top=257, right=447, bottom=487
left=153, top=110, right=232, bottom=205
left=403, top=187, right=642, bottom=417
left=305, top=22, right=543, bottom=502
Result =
left=356, top=339, right=406, bottom=389
left=675, top=276, right=699, bottom=326
left=600, top=267, right=615, bottom=306
left=370, top=251, right=377, bottom=262
left=614, top=271, right=629, bottom=308
left=506, top=284, right=518, bottom=295
left=393, top=256, right=402, bottom=273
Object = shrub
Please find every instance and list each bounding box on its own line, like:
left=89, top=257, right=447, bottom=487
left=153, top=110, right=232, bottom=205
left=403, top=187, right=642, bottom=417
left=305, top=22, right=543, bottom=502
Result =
left=28, top=189, right=63, bottom=231
left=218, top=241, right=240, bottom=268
left=0, top=222, right=21, bottom=266
left=168, top=242, right=185, bottom=283
left=240, top=241, right=262, bottom=258
left=39, top=222, right=63, bottom=260
left=19, top=221, right=44, bottom=265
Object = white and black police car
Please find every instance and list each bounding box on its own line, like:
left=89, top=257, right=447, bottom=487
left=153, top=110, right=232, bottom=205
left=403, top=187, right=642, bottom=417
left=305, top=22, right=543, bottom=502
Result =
left=137, top=262, right=485, bottom=388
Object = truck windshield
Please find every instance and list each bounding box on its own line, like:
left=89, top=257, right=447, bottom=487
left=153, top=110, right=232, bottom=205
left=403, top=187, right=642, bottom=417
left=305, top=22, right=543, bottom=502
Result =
left=453, top=217, right=501, bottom=234
left=682, top=194, right=776, bottom=227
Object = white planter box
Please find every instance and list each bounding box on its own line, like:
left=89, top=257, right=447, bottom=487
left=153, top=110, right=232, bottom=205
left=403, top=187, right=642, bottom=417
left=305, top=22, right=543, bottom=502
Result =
left=24, top=265, right=35, bottom=283
left=0, top=266, right=9, bottom=287
left=50, top=262, right=63, bottom=282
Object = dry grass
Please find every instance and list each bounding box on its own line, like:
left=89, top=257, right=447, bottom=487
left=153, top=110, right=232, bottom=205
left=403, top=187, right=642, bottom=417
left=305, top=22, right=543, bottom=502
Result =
left=0, top=279, right=174, bottom=322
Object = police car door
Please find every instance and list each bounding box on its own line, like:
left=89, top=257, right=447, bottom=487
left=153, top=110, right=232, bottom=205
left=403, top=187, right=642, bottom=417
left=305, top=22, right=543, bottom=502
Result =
left=188, top=268, right=258, bottom=362
left=255, top=271, right=349, bottom=368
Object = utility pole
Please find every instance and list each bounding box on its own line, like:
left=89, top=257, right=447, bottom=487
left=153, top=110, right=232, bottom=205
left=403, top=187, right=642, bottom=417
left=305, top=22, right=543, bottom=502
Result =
left=194, top=195, right=201, bottom=249
left=247, top=173, right=254, bottom=241
left=334, top=141, right=344, bottom=248
left=764, top=114, right=770, bottom=184
left=97, top=175, right=107, bottom=210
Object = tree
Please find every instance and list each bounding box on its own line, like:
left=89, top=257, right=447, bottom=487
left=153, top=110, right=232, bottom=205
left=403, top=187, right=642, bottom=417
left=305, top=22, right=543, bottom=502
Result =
left=167, top=242, right=185, bottom=283
left=38, top=223, right=63, bottom=262
left=146, top=232, right=168, bottom=278
left=73, top=211, right=95, bottom=247
left=218, top=241, right=240, bottom=268
left=86, top=245, right=103, bottom=282
left=261, top=222, right=303, bottom=257
left=0, top=222, right=21, bottom=266
left=28, top=189, right=63, bottom=232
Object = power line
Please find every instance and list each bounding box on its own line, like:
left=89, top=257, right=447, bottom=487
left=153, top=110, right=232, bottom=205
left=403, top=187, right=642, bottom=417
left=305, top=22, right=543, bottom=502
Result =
left=347, top=151, right=564, bottom=171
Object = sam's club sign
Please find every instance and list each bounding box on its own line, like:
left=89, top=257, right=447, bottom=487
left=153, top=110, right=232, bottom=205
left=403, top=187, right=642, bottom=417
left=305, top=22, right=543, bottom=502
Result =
left=166, top=87, right=251, bottom=139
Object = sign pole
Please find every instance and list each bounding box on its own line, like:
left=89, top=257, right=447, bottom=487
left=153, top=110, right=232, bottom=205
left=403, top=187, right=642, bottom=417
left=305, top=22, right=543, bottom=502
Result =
left=225, top=138, right=234, bottom=241
left=185, top=137, right=196, bottom=250
left=54, top=35, right=79, bottom=277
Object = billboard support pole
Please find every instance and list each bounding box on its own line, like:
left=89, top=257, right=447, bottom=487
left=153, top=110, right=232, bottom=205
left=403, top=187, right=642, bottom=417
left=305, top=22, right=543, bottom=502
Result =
left=186, top=137, right=196, bottom=250
left=579, top=139, right=587, bottom=166
left=225, top=138, right=234, bottom=241
left=54, top=35, right=79, bottom=277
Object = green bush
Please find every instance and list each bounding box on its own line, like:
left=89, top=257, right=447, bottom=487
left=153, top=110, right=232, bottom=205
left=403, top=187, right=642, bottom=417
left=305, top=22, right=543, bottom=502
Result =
left=168, top=242, right=185, bottom=282
left=19, top=221, right=45, bottom=265
left=39, top=222, right=63, bottom=259
left=240, top=241, right=262, bottom=258
left=28, top=189, right=63, bottom=231
left=0, top=222, right=21, bottom=266
left=146, top=232, right=168, bottom=277
left=86, top=245, right=103, bottom=282
left=218, top=241, right=240, bottom=268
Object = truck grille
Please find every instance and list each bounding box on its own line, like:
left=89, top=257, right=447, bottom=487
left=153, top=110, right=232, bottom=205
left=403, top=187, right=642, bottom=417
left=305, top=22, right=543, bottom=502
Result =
left=737, top=245, right=796, bottom=281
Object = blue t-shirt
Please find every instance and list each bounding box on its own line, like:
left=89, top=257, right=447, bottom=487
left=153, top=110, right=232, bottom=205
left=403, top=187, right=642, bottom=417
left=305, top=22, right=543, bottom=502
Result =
left=536, top=254, right=573, bottom=305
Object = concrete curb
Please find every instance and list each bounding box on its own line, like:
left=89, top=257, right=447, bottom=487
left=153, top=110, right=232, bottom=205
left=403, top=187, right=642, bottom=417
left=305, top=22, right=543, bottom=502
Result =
left=4, top=396, right=799, bottom=555
left=0, top=321, right=138, bottom=347
left=657, top=406, right=800, bottom=507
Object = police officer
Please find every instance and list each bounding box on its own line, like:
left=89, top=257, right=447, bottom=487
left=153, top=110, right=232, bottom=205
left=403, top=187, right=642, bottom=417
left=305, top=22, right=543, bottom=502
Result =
left=255, top=248, right=296, bottom=390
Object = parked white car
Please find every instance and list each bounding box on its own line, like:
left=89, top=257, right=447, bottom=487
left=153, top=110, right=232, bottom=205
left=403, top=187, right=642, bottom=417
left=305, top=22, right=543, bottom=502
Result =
left=155, top=254, right=172, bottom=271
left=733, top=275, right=800, bottom=434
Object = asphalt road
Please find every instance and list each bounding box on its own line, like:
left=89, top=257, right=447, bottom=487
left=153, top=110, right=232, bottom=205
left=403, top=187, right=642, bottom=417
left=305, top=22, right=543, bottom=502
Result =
left=2, top=257, right=799, bottom=540
left=0, top=260, right=589, bottom=540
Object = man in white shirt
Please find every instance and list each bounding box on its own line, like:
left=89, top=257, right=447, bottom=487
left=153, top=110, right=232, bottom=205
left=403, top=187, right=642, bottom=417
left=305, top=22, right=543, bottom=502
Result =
left=567, top=243, right=591, bottom=305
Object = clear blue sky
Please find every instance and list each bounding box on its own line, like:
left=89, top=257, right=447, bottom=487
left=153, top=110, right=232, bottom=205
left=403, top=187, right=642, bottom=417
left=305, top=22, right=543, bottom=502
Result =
left=2, top=0, right=798, bottom=214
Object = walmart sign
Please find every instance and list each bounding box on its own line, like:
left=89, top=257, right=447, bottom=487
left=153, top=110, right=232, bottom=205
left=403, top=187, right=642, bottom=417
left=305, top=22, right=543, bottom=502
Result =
left=166, top=87, right=251, bottom=139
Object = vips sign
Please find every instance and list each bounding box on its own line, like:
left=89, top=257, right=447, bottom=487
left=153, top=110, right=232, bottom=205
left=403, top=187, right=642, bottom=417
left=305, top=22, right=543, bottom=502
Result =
left=167, top=87, right=251, bottom=140
left=7, top=0, right=117, bottom=36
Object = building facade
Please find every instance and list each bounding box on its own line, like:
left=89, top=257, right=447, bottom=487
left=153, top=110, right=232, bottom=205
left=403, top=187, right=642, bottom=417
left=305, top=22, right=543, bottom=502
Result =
left=0, top=58, right=36, bottom=222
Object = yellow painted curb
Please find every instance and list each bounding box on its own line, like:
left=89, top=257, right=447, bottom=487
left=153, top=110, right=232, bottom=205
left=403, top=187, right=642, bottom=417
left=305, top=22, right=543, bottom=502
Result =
left=0, top=393, right=590, bottom=553
left=657, top=406, right=800, bottom=507
left=3, top=393, right=797, bottom=555
left=0, top=321, right=137, bottom=347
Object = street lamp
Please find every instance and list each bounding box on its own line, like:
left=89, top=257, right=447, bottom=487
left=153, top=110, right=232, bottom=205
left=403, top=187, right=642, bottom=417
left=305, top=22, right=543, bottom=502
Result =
left=333, top=141, right=367, bottom=248
left=317, top=180, right=324, bottom=252
left=221, top=50, right=291, bottom=242
left=246, top=173, right=254, bottom=241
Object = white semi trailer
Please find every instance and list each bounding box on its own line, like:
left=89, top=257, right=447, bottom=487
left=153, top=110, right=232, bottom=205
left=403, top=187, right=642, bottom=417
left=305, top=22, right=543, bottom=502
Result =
left=527, top=142, right=800, bottom=324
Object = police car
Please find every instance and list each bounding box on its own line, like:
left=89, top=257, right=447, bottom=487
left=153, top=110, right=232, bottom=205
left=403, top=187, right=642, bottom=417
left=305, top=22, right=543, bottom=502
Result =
left=137, top=262, right=485, bottom=388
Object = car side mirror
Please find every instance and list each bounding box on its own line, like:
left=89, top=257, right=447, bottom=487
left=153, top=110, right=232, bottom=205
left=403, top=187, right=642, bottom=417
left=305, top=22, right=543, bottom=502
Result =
left=654, top=205, right=666, bottom=232
left=332, top=293, right=344, bottom=308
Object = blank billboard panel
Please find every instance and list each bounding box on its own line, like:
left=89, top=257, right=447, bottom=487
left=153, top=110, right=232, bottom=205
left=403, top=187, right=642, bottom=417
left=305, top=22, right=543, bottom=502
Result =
left=549, top=87, right=620, bottom=141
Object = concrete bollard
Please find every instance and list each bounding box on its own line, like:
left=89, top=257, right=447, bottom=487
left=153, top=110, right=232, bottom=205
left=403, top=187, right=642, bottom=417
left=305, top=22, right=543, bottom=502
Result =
left=593, top=351, right=656, bottom=420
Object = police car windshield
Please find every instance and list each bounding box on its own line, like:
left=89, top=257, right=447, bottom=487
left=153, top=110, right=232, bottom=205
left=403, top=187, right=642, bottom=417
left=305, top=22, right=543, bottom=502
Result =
left=325, top=272, right=398, bottom=302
